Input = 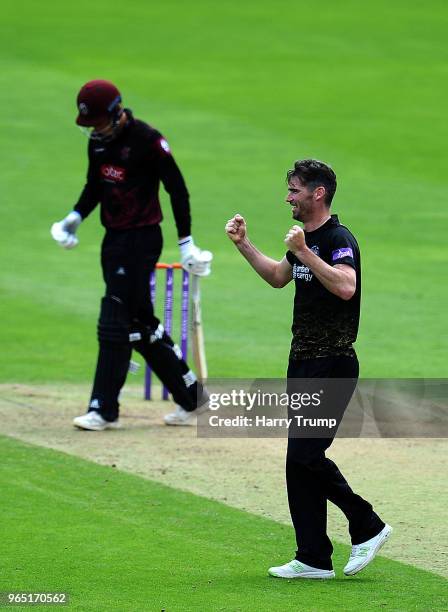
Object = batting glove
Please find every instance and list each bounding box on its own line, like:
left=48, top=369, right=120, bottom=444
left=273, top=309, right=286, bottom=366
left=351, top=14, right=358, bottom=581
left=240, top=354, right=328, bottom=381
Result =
left=51, top=211, right=82, bottom=249
left=179, top=236, right=213, bottom=276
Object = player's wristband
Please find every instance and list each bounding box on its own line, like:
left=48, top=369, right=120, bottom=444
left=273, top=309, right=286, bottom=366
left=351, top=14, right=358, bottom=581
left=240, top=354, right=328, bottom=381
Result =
left=178, top=236, right=194, bottom=257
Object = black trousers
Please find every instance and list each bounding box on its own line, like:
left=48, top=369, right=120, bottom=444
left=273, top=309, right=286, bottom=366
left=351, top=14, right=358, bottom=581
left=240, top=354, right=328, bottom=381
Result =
left=286, top=355, right=384, bottom=570
left=89, top=226, right=197, bottom=420
left=101, top=225, right=162, bottom=327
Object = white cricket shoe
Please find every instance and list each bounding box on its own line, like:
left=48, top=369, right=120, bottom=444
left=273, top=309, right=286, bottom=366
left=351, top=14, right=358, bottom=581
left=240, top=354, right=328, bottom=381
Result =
left=268, top=560, right=335, bottom=579
left=344, top=524, right=393, bottom=576
left=164, top=405, right=195, bottom=426
left=164, top=402, right=209, bottom=426
left=73, top=411, right=121, bottom=431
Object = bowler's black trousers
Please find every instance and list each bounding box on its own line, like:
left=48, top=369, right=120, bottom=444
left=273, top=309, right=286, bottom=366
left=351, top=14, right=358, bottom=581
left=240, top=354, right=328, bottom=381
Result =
left=286, top=355, right=384, bottom=570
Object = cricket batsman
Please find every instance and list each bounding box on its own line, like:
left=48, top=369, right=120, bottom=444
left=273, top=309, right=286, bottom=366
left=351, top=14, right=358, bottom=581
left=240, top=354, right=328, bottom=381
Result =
left=226, top=159, right=392, bottom=578
left=51, top=80, right=211, bottom=429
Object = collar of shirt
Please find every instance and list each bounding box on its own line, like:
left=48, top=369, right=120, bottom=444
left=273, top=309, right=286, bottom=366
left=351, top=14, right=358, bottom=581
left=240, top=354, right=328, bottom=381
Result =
left=305, top=214, right=340, bottom=236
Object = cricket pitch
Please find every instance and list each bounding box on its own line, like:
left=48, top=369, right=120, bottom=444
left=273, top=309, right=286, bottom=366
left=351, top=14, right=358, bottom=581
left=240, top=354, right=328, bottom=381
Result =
left=0, top=383, right=446, bottom=578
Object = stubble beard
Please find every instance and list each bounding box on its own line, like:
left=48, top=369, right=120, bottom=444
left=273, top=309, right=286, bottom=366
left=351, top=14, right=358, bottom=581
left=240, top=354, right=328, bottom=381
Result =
left=292, top=206, right=303, bottom=221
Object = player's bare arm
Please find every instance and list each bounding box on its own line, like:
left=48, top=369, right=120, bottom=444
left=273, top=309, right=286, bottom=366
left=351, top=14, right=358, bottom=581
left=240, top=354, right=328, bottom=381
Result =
left=226, top=214, right=292, bottom=288
left=285, top=225, right=355, bottom=300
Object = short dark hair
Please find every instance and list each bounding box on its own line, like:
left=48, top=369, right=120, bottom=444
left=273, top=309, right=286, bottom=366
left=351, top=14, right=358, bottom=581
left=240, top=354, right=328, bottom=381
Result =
left=286, top=159, right=337, bottom=206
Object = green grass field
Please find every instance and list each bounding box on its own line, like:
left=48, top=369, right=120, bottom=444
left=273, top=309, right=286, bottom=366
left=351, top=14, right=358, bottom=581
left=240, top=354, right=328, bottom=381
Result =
left=1, top=435, right=446, bottom=612
left=1, top=2, right=447, bottom=610
left=1, top=0, right=447, bottom=382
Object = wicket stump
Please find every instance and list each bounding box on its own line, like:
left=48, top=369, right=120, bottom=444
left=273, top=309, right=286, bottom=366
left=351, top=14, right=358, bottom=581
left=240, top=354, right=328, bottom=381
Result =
left=144, top=263, right=190, bottom=400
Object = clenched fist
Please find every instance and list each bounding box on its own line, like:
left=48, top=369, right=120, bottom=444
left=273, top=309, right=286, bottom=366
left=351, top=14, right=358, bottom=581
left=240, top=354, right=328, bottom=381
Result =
left=225, top=214, right=247, bottom=245
left=284, top=225, right=306, bottom=253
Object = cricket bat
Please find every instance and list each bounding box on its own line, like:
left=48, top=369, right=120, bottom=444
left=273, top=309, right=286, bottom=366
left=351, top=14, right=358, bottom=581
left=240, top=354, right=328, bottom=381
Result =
left=191, top=274, right=208, bottom=381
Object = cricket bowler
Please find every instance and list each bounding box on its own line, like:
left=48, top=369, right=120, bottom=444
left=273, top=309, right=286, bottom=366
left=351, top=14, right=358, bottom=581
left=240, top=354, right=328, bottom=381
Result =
left=225, top=159, right=392, bottom=578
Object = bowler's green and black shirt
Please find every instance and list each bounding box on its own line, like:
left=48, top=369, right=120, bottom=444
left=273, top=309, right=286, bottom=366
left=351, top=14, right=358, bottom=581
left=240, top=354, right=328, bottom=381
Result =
left=286, top=214, right=361, bottom=360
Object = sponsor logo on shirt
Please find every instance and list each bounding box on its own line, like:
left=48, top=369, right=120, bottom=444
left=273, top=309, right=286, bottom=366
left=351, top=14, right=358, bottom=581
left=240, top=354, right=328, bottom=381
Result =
left=293, top=264, right=313, bottom=282
left=310, top=245, right=320, bottom=256
left=101, top=164, right=126, bottom=182
left=332, top=247, right=353, bottom=261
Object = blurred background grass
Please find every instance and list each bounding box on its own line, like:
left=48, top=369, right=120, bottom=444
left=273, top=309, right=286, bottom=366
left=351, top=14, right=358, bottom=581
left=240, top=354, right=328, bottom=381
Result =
left=1, top=0, right=447, bottom=382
